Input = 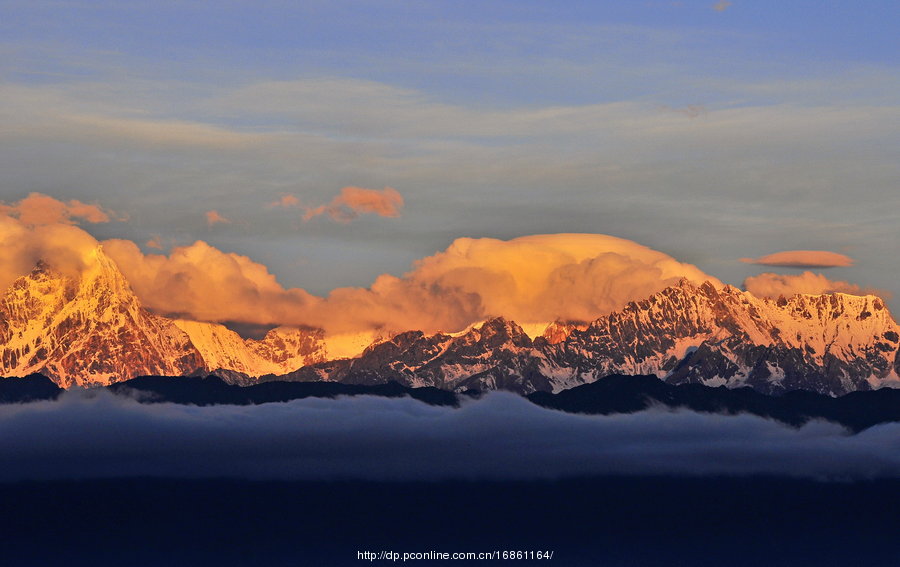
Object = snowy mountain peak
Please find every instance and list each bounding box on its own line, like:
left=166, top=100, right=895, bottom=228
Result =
left=2, top=256, right=898, bottom=397
left=30, top=259, right=54, bottom=276
left=465, top=317, right=532, bottom=348
left=554, top=281, right=900, bottom=395
left=0, top=253, right=326, bottom=387
left=541, top=320, right=589, bottom=344
left=0, top=252, right=206, bottom=387
left=290, top=280, right=900, bottom=396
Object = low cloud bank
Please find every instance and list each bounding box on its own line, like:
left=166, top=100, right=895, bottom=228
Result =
left=1, top=391, right=899, bottom=482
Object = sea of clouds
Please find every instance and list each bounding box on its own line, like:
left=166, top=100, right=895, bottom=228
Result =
left=2, top=390, right=899, bottom=482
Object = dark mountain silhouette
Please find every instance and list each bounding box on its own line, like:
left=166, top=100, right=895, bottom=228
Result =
left=5, top=372, right=900, bottom=433
left=526, top=373, right=900, bottom=433
left=0, top=373, right=61, bottom=403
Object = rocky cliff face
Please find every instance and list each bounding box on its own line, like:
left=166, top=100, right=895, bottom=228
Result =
left=173, top=320, right=326, bottom=380
left=281, top=281, right=900, bottom=396
left=290, top=318, right=552, bottom=393
left=541, top=320, right=589, bottom=345
left=544, top=281, right=900, bottom=396
left=0, top=248, right=205, bottom=387
left=0, top=248, right=326, bottom=387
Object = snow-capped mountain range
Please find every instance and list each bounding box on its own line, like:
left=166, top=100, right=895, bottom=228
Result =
left=272, top=283, right=900, bottom=396
left=0, top=247, right=325, bottom=387
left=1, top=247, right=898, bottom=395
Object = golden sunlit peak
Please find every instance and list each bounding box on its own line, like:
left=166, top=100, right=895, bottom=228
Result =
left=82, top=244, right=112, bottom=268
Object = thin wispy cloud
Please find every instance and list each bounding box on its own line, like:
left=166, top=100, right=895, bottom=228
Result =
left=0, top=84, right=263, bottom=151
left=267, top=194, right=300, bottom=209
left=661, top=104, right=708, bottom=118
left=204, top=210, right=230, bottom=226
left=0, top=2, right=898, bottom=310
left=303, top=187, right=404, bottom=223
left=145, top=235, right=164, bottom=250
left=65, top=114, right=262, bottom=150
left=269, top=186, right=404, bottom=223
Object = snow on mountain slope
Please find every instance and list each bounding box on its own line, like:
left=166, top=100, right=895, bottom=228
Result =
left=2, top=249, right=897, bottom=396
left=0, top=247, right=205, bottom=387
left=541, top=320, right=589, bottom=344
left=283, top=280, right=900, bottom=396
left=282, top=317, right=555, bottom=392
left=250, top=326, right=328, bottom=370
left=550, top=280, right=900, bottom=395
left=173, top=319, right=278, bottom=376
left=0, top=248, right=329, bottom=387
left=173, top=321, right=327, bottom=380
left=321, top=330, right=383, bottom=360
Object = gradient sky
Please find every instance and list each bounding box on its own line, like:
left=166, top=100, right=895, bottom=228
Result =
left=1, top=1, right=898, bottom=312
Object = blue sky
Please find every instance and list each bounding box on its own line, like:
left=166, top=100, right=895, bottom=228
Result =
left=1, top=0, right=898, bottom=310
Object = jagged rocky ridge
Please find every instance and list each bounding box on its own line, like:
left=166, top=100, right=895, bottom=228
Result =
left=0, top=247, right=325, bottom=387
left=545, top=280, right=900, bottom=396
left=278, top=281, right=900, bottom=396
left=1, top=249, right=898, bottom=395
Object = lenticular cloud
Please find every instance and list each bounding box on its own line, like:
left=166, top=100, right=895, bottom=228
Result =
left=740, top=250, right=854, bottom=269
left=1, top=391, right=899, bottom=482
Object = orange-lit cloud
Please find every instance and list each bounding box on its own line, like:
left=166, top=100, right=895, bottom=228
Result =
left=145, top=235, right=164, bottom=250
left=0, top=214, right=107, bottom=291
left=102, top=239, right=317, bottom=325
left=9, top=207, right=887, bottom=340
left=712, top=0, right=731, bottom=11
left=302, top=186, right=404, bottom=222
left=102, top=233, right=718, bottom=334
left=741, top=250, right=854, bottom=268
left=0, top=195, right=715, bottom=336
left=744, top=271, right=888, bottom=299
left=268, top=194, right=300, bottom=208
left=5, top=188, right=895, bottom=348
left=0, top=193, right=114, bottom=226
left=375, top=234, right=720, bottom=330
left=205, top=210, right=230, bottom=226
